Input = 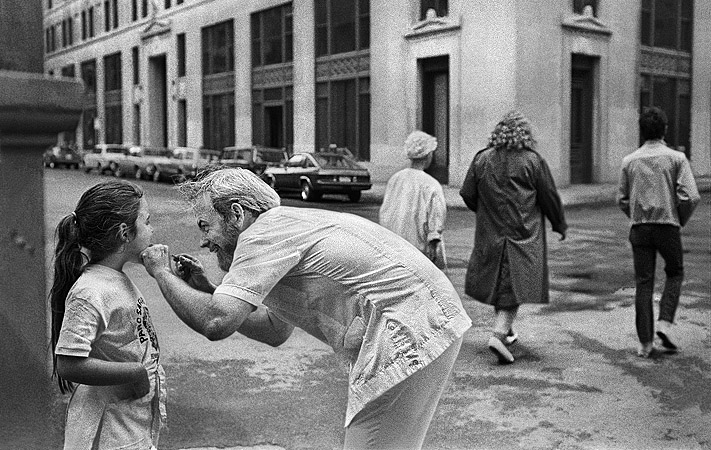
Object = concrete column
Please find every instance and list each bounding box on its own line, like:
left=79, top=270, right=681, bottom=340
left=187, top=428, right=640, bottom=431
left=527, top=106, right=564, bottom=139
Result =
left=0, top=71, right=83, bottom=449
left=292, top=0, right=315, bottom=153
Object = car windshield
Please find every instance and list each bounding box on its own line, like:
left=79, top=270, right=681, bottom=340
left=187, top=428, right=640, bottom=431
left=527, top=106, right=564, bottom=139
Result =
left=255, top=149, right=286, bottom=164
left=224, top=149, right=252, bottom=162
left=313, top=153, right=362, bottom=169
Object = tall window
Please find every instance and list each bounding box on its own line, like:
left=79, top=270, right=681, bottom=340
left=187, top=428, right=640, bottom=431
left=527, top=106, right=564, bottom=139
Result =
left=81, top=60, right=97, bottom=149
left=202, top=20, right=234, bottom=75
left=132, top=46, right=140, bottom=85
left=165, top=0, right=171, bottom=8
left=251, top=4, right=293, bottom=66
left=315, top=0, right=369, bottom=57
left=177, top=33, right=186, bottom=77
left=88, top=7, right=95, bottom=38
left=177, top=100, right=187, bottom=146
left=132, top=0, right=138, bottom=21
left=112, top=0, right=119, bottom=29
left=420, top=0, right=448, bottom=19
left=639, top=75, right=691, bottom=157
left=142, top=0, right=148, bottom=18
left=641, top=0, right=693, bottom=51
left=61, top=64, right=75, bottom=78
left=104, top=53, right=123, bottom=144
left=202, top=20, right=235, bottom=150
left=316, top=78, right=370, bottom=160
left=104, top=0, right=110, bottom=32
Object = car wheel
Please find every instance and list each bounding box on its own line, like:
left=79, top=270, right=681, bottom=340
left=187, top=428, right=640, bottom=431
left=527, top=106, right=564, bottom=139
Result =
left=84, top=164, right=92, bottom=173
left=152, top=168, right=161, bottom=182
left=300, top=182, right=321, bottom=202
left=265, top=174, right=276, bottom=189
left=49, top=161, right=55, bottom=169
left=134, top=167, right=143, bottom=180
left=347, top=191, right=361, bottom=203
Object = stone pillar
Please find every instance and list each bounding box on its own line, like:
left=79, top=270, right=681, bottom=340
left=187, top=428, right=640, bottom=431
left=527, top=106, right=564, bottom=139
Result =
left=0, top=1, right=84, bottom=446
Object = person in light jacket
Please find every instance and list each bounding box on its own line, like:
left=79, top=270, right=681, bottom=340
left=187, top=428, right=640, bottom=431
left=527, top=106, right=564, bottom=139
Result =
left=460, top=110, right=567, bottom=364
left=617, top=106, right=700, bottom=358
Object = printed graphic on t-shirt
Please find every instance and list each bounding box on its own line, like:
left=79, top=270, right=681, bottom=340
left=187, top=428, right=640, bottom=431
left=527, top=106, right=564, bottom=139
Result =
left=135, top=296, right=160, bottom=352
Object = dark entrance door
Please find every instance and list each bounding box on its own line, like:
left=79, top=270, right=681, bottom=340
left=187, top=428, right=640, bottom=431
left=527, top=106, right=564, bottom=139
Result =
left=264, top=105, right=284, bottom=148
left=148, top=55, right=168, bottom=147
left=570, top=54, right=595, bottom=184
left=421, top=55, right=449, bottom=184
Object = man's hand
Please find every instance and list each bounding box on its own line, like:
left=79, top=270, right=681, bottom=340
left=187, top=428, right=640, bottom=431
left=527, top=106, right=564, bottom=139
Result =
left=559, top=230, right=567, bottom=241
left=141, top=244, right=172, bottom=278
left=172, top=253, right=215, bottom=293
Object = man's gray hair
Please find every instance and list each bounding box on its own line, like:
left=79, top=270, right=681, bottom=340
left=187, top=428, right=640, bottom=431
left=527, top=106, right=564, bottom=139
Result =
left=178, top=167, right=280, bottom=219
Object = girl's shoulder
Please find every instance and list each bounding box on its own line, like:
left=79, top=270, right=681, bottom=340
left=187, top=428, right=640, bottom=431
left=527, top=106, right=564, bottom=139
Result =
left=69, top=265, right=133, bottom=305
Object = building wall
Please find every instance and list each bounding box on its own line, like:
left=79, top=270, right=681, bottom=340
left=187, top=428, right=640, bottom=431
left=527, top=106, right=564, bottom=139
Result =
left=44, top=0, right=711, bottom=186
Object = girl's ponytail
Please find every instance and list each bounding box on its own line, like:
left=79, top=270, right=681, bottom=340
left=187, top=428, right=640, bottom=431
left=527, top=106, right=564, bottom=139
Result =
left=49, top=213, right=87, bottom=394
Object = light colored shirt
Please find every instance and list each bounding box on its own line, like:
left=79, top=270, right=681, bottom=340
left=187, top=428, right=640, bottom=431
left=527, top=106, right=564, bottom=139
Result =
left=617, top=140, right=700, bottom=227
left=379, top=168, right=446, bottom=253
left=55, top=264, right=166, bottom=450
left=214, top=206, right=471, bottom=426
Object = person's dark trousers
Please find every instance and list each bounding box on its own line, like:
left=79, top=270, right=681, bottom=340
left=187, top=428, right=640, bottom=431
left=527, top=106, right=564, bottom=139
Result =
left=629, top=224, right=684, bottom=344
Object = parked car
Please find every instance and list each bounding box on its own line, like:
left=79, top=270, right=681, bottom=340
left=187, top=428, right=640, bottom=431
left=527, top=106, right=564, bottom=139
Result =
left=121, top=146, right=176, bottom=181
left=220, top=146, right=289, bottom=176
left=172, top=147, right=223, bottom=179
left=43, top=145, right=82, bottom=169
left=83, top=144, right=130, bottom=174
left=263, top=151, right=372, bottom=202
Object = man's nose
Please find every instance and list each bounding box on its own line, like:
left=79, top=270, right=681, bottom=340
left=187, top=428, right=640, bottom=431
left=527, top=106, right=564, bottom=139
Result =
left=200, top=237, right=209, bottom=248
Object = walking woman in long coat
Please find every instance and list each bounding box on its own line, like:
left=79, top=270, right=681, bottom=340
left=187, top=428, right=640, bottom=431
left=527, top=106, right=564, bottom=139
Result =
left=460, top=111, right=567, bottom=364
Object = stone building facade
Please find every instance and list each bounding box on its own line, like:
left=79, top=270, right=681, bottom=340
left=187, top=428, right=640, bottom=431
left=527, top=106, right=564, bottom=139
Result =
left=44, top=0, right=711, bottom=186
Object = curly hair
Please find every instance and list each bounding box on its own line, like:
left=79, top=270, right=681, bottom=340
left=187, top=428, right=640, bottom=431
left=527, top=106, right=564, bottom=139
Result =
left=488, top=110, right=536, bottom=152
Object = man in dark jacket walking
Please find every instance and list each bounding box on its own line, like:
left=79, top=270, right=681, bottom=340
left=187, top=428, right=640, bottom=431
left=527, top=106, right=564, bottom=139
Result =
left=460, top=111, right=567, bottom=364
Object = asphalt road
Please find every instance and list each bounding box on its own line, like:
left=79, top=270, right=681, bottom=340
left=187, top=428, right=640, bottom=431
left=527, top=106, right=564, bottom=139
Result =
left=43, top=168, right=710, bottom=450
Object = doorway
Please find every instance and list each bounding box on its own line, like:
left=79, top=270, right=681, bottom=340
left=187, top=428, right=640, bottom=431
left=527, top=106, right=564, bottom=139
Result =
left=570, top=54, right=596, bottom=184
left=420, top=55, right=449, bottom=184
left=264, top=105, right=284, bottom=148
left=148, top=55, right=167, bottom=147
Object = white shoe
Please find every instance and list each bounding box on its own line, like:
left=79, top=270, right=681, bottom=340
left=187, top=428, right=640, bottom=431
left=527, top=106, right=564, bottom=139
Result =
left=637, top=342, right=653, bottom=358
left=504, top=329, right=519, bottom=346
left=488, top=336, right=514, bottom=364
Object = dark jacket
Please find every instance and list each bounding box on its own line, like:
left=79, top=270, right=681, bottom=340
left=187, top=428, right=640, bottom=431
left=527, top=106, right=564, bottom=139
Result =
left=460, top=147, right=567, bottom=305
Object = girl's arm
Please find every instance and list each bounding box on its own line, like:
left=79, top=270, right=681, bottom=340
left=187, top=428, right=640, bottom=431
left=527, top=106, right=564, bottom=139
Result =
left=56, top=355, right=150, bottom=398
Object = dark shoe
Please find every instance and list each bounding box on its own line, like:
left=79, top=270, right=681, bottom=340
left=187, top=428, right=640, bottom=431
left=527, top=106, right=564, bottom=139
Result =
left=488, top=336, right=514, bottom=364
left=504, top=329, right=518, bottom=346
left=656, top=331, right=678, bottom=353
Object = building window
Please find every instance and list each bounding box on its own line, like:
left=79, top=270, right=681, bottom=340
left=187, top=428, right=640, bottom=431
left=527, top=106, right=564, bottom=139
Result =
left=88, top=7, right=95, bottom=38
left=251, top=4, right=293, bottom=67
left=177, top=100, right=187, bottom=147
left=177, top=33, right=186, bottom=77
left=202, top=20, right=235, bottom=150
left=165, top=0, right=171, bottom=8
left=573, top=0, right=597, bottom=16
left=81, top=60, right=98, bottom=149
left=104, top=0, right=110, bottom=32
left=112, top=0, right=119, bottom=29
left=202, top=20, right=234, bottom=75
left=142, top=0, right=148, bottom=18
left=47, top=0, right=52, bottom=10
left=639, top=74, right=692, bottom=157
left=132, top=0, right=138, bottom=21
left=61, top=64, right=75, bottom=78
left=133, top=105, right=141, bottom=145
left=104, top=53, right=123, bottom=145
left=641, top=0, right=693, bottom=52
left=177, top=0, right=184, bottom=4
left=420, top=0, right=448, bottom=19
left=104, top=52, right=122, bottom=91
left=315, top=0, right=369, bottom=57
left=132, top=46, right=140, bottom=85
left=315, top=77, right=370, bottom=160
left=81, top=11, right=87, bottom=40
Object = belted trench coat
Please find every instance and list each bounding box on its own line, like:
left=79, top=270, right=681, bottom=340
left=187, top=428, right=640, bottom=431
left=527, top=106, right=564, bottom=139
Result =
left=460, top=147, right=567, bottom=305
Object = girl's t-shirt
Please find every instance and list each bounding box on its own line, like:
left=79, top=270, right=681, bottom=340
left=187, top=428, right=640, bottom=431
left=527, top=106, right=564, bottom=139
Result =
left=55, top=264, right=165, bottom=450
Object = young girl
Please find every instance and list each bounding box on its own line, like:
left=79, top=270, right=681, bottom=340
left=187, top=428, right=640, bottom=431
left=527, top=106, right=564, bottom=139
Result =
left=50, top=180, right=165, bottom=450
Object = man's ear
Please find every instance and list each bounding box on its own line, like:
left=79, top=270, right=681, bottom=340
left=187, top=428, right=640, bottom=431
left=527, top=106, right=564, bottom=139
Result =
left=118, top=223, right=130, bottom=242
left=229, top=202, right=246, bottom=229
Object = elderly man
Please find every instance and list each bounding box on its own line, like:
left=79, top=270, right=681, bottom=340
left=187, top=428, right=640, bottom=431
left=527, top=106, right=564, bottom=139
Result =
left=379, top=130, right=447, bottom=269
left=141, top=168, right=471, bottom=449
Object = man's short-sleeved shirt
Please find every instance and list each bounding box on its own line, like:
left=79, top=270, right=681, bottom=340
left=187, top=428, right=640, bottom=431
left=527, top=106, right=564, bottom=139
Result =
left=214, top=206, right=471, bottom=426
left=55, top=264, right=165, bottom=449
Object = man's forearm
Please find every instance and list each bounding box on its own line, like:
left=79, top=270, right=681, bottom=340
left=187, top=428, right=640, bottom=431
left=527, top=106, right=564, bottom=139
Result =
left=154, top=269, right=217, bottom=336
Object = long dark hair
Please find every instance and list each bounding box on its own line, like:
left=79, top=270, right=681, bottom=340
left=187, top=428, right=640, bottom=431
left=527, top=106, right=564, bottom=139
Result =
left=50, top=180, right=144, bottom=393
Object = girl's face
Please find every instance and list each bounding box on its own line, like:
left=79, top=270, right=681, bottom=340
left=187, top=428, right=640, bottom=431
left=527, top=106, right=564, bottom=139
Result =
left=126, top=198, right=153, bottom=263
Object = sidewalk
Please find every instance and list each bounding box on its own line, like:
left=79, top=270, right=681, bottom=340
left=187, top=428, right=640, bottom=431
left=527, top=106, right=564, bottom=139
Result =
left=363, top=174, right=711, bottom=209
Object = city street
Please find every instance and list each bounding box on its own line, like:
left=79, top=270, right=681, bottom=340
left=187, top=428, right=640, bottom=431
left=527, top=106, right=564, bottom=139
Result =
left=44, top=168, right=710, bottom=450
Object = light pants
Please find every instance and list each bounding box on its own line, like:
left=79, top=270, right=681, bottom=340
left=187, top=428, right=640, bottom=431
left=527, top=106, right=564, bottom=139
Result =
left=343, top=337, right=463, bottom=450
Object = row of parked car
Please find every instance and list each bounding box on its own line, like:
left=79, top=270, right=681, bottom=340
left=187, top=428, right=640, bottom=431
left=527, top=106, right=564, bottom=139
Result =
left=44, top=143, right=372, bottom=202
